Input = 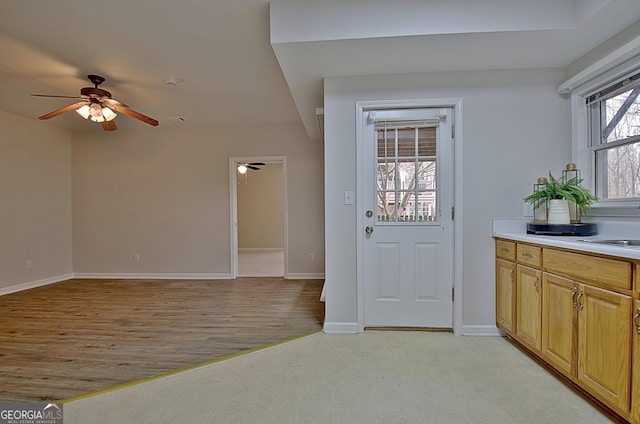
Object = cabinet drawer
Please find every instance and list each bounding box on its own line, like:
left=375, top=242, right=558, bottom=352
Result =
left=543, top=248, right=631, bottom=290
left=496, top=240, right=516, bottom=261
left=517, top=244, right=541, bottom=268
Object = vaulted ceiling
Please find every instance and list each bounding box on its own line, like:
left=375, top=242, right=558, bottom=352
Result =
left=1, top=1, right=640, bottom=140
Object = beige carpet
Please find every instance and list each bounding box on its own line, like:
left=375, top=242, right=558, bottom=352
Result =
left=62, top=331, right=613, bottom=424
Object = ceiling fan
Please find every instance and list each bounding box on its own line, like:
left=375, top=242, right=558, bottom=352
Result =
left=31, top=74, right=159, bottom=131
left=237, top=162, right=265, bottom=174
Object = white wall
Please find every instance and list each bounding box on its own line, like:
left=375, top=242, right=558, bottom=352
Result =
left=238, top=163, right=284, bottom=249
left=323, top=68, right=571, bottom=332
left=0, top=110, right=73, bottom=292
left=71, top=123, right=324, bottom=278
left=73, top=124, right=324, bottom=278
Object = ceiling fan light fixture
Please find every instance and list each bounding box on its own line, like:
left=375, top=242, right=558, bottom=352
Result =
left=75, top=103, right=117, bottom=123
left=75, top=104, right=91, bottom=119
left=237, top=164, right=248, bottom=174
left=88, top=103, right=105, bottom=122
left=102, top=106, right=117, bottom=121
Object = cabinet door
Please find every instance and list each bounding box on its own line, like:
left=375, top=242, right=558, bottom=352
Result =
left=542, top=273, right=577, bottom=377
left=631, top=300, right=640, bottom=423
left=496, top=258, right=516, bottom=334
left=516, top=265, right=542, bottom=352
left=578, top=284, right=632, bottom=413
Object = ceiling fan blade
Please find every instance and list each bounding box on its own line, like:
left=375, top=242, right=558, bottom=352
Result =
left=247, top=166, right=261, bottom=171
left=38, top=101, right=89, bottom=120
left=248, top=162, right=266, bottom=166
left=31, top=94, right=85, bottom=100
left=101, top=120, right=117, bottom=131
left=105, top=99, right=158, bottom=126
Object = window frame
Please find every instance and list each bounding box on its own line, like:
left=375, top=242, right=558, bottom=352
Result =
left=569, top=53, right=640, bottom=216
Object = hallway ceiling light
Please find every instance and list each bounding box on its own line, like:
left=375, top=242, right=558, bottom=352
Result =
left=237, top=162, right=265, bottom=174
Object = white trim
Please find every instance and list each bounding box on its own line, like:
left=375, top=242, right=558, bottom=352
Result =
left=238, top=248, right=285, bottom=252
left=73, top=273, right=233, bottom=280
left=559, top=33, right=640, bottom=94
left=323, top=321, right=359, bottom=334
left=286, top=273, right=326, bottom=279
left=355, top=98, right=463, bottom=335
left=0, top=274, right=74, bottom=296
left=229, top=156, right=289, bottom=279
left=462, top=325, right=503, bottom=336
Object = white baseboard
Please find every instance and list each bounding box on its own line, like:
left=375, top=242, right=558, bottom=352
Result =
left=286, top=273, right=325, bottom=279
left=462, top=325, right=503, bottom=336
left=323, top=322, right=358, bottom=334
left=0, top=273, right=74, bottom=296
left=73, top=273, right=233, bottom=280
left=238, top=248, right=284, bottom=252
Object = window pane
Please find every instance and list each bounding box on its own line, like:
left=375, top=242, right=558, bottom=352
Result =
left=377, top=191, right=397, bottom=221
left=595, top=141, right=640, bottom=199
left=397, top=129, right=416, bottom=157
left=603, top=86, right=640, bottom=143
left=417, top=127, right=437, bottom=156
left=397, top=192, right=417, bottom=222
left=417, top=192, right=437, bottom=221
left=397, top=161, right=416, bottom=190
left=377, top=130, right=396, bottom=157
left=418, top=160, right=436, bottom=188
left=377, top=161, right=397, bottom=191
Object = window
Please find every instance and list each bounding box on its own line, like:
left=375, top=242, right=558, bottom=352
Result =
left=587, top=72, right=640, bottom=201
left=376, top=125, right=437, bottom=223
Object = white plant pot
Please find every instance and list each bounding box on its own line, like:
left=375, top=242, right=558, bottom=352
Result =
left=547, top=199, right=570, bottom=225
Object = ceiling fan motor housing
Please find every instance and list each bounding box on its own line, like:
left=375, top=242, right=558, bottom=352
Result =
left=81, top=87, right=112, bottom=99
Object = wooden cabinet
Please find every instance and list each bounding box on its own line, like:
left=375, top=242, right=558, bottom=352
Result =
left=544, top=248, right=631, bottom=290
left=542, top=271, right=632, bottom=411
left=542, top=273, right=576, bottom=377
left=496, top=239, right=636, bottom=422
left=496, top=258, right=516, bottom=334
left=578, top=283, right=632, bottom=412
left=516, top=264, right=542, bottom=352
left=517, top=243, right=541, bottom=268
left=632, top=300, right=640, bottom=423
left=496, top=240, right=516, bottom=261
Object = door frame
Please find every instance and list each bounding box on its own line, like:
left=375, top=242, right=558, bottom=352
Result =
left=355, top=99, right=463, bottom=334
left=229, top=156, right=288, bottom=279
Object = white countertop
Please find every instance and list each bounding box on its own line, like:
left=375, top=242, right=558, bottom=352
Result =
left=493, top=219, right=640, bottom=260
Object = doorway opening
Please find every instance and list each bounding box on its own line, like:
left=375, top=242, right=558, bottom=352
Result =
left=230, top=157, right=288, bottom=278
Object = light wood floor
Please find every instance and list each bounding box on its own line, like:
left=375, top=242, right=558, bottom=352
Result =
left=0, top=278, right=324, bottom=402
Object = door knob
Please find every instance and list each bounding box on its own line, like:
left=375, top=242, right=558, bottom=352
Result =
left=365, top=226, right=374, bottom=234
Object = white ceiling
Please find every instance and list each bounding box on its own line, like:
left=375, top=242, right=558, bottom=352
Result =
left=0, top=0, right=300, bottom=132
left=1, top=1, right=640, bottom=139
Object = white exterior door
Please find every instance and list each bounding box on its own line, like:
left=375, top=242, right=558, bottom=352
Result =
left=362, top=108, right=454, bottom=328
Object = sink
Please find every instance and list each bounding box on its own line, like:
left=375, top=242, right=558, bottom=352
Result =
left=578, top=239, right=640, bottom=246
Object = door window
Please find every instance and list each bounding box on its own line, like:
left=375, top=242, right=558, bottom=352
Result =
left=376, top=125, right=438, bottom=224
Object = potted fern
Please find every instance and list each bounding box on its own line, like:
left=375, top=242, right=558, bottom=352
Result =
left=524, top=172, right=598, bottom=224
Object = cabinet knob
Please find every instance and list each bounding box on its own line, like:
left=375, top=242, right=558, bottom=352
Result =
left=635, top=308, right=640, bottom=335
